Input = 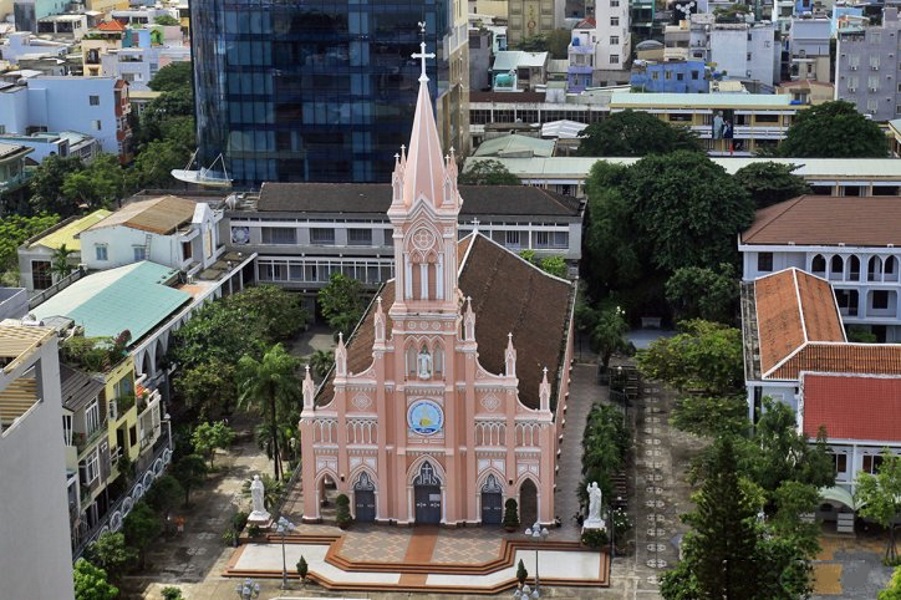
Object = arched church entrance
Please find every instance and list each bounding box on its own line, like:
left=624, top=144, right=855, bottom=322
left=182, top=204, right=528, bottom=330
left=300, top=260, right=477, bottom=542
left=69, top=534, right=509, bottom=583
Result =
left=519, top=479, right=538, bottom=527
left=480, top=474, right=503, bottom=525
left=353, top=472, right=376, bottom=523
left=413, top=461, right=442, bottom=524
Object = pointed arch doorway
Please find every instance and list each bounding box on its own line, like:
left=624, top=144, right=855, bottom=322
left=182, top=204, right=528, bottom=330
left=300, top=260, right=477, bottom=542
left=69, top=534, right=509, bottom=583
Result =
left=519, top=479, right=538, bottom=527
left=353, top=472, right=376, bottom=523
left=481, top=474, right=503, bottom=524
left=413, top=461, right=442, bottom=524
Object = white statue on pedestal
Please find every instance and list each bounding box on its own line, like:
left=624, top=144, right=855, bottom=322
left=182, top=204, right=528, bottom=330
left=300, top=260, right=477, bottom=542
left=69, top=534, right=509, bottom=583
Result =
left=248, top=474, right=271, bottom=524
left=583, top=481, right=606, bottom=530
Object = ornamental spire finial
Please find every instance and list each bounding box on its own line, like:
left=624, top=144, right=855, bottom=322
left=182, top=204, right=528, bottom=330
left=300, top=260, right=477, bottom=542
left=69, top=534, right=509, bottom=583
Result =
left=411, top=21, right=435, bottom=82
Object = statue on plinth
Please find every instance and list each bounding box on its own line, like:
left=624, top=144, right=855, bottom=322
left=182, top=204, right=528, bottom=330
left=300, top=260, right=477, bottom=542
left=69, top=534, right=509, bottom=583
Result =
left=247, top=474, right=271, bottom=526
left=583, top=481, right=606, bottom=530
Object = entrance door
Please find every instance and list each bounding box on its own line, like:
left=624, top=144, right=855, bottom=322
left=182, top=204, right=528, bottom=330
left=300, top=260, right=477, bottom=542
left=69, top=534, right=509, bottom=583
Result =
left=353, top=472, right=376, bottom=522
left=413, top=461, right=442, bottom=524
left=519, top=479, right=538, bottom=527
left=481, top=474, right=503, bottom=525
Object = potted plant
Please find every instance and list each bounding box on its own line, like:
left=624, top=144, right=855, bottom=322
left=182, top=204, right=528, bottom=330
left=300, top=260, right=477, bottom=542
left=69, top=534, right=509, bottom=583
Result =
left=335, top=494, right=352, bottom=529
left=580, top=527, right=609, bottom=550
left=503, top=498, right=520, bottom=533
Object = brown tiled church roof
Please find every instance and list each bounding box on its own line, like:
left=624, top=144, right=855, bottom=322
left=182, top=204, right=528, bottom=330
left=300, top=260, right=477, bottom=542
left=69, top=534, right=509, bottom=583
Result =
left=257, top=183, right=582, bottom=217
left=742, top=195, right=901, bottom=247
left=316, top=234, right=576, bottom=410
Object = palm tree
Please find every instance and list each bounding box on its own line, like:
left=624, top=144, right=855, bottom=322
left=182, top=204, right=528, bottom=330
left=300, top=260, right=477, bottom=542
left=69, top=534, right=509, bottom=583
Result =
left=51, top=244, right=76, bottom=281
left=237, top=343, right=300, bottom=481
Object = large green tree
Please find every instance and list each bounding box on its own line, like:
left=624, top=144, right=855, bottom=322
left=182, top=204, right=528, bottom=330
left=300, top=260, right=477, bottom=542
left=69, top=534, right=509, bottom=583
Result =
left=661, top=436, right=761, bottom=600
left=84, top=532, right=136, bottom=580
left=318, top=273, right=366, bottom=339
left=577, top=110, right=703, bottom=157
left=29, top=154, right=85, bottom=217
left=459, top=159, right=521, bottom=185
left=0, top=213, right=60, bottom=275
left=665, top=263, right=739, bottom=325
left=855, top=450, right=901, bottom=564
left=733, top=162, right=811, bottom=209
left=627, top=151, right=754, bottom=273
left=778, top=100, right=887, bottom=158
left=192, top=420, right=236, bottom=468
left=237, top=343, right=300, bottom=481
left=73, top=558, right=119, bottom=600
left=123, top=501, right=162, bottom=569
left=171, top=453, right=208, bottom=506
left=225, top=284, right=308, bottom=343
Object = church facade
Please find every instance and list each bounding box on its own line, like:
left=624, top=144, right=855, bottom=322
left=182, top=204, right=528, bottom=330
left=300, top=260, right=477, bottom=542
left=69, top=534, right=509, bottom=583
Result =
left=298, top=47, right=576, bottom=527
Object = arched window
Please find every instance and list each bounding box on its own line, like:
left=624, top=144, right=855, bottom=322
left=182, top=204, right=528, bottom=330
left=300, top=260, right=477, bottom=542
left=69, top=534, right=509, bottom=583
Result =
left=406, top=345, right=417, bottom=378
left=849, top=256, right=861, bottom=280
left=886, top=256, right=896, bottom=275
left=869, top=256, right=882, bottom=281
left=831, top=255, right=844, bottom=276
left=811, top=254, right=826, bottom=273
left=433, top=344, right=444, bottom=376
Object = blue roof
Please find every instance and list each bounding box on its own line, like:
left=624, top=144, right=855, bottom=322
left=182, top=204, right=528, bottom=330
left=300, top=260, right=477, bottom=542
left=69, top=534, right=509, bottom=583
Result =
left=32, top=262, right=190, bottom=341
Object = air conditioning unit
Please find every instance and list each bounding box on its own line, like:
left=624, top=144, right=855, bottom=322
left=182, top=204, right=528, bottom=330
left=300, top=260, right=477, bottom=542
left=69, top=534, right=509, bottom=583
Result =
left=870, top=86, right=879, bottom=92
left=872, top=65, right=880, bottom=71
left=849, top=87, right=857, bottom=92
left=850, top=65, right=858, bottom=70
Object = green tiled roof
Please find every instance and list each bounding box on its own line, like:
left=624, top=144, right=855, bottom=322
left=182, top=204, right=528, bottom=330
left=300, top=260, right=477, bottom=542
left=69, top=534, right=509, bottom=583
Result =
left=32, top=261, right=190, bottom=341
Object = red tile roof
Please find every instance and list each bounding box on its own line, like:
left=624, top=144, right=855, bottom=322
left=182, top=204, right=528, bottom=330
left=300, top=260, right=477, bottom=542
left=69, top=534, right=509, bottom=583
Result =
left=754, top=269, right=845, bottom=377
left=97, top=20, right=125, bottom=31
left=802, top=373, right=901, bottom=442
left=742, top=196, right=901, bottom=247
left=771, top=343, right=901, bottom=380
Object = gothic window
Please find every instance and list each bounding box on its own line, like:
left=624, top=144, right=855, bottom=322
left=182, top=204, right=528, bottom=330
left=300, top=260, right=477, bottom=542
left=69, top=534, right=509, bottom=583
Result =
left=433, top=344, right=444, bottom=376
left=406, top=345, right=417, bottom=378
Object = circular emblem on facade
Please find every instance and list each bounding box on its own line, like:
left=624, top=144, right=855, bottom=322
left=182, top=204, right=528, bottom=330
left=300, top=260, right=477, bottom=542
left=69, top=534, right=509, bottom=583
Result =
left=412, top=228, right=435, bottom=251
left=407, top=399, right=444, bottom=436
left=231, top=226, right=250, bottom=245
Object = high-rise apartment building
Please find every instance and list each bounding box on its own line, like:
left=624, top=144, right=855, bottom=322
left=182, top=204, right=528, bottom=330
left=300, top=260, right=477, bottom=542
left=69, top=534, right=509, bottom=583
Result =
left=190, top=1, right=469, bottom=187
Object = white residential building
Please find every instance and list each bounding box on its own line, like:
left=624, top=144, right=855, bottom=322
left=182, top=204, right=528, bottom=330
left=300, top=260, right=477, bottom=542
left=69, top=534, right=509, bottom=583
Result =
left=740, top=195, right=901, bottom=342
left=0, top=31, right=69, bottom=65
left=100, top=45, right=190, bottom=92
left=594, top=0, right=631, bottom=78
left=79, top=195, right=225, bottom=275
left=710, top=21, right=779, bottom=86
left=0, top=324, right=75, bottom=600
left=788, top=18, right=831, bottom=82
left=0, top=76, right=132, bottom=162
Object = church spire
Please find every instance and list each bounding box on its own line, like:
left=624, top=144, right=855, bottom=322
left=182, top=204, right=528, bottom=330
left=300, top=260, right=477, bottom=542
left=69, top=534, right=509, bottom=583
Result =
left=390, top=25, right=459, bottom=212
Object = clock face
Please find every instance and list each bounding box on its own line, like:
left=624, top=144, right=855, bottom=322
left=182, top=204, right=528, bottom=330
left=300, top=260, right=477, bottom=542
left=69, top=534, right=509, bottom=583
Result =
left=407, top=400, right=444, bottom=436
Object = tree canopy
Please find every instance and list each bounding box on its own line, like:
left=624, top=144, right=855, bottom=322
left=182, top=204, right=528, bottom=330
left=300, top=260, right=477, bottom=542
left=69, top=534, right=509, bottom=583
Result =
left=733, top=161, right=811, bottom=209
left=665, top=263, right=739, bottom=325
left=148, top=61, right=192, bottom=93
left=855, top=450, right=901, bottom=564
left=778, top=101, right=887, bottom=158
left=318, top=273, right=366, bottom=339
left=73, top=558, right=119, bottom=600
left=0, top=213, right=60, bottom=275
left=577, top=110, right=703, bottom=157
left=458, top=159, right=521, bottom=185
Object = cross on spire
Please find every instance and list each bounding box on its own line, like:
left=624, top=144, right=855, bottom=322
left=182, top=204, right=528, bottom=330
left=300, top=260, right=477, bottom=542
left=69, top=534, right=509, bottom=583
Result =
left=412, top=21, right=435, bottom=82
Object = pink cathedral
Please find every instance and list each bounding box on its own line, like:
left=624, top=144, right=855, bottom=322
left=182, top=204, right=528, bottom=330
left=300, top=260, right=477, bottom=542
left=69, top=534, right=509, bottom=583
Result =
left=299, top=45, right=576, bottom=527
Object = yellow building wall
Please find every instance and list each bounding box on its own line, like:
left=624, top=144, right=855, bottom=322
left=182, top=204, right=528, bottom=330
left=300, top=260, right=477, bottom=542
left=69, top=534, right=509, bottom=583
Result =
left=104, top=358, right=139, bottom=464
left=0, top=0, right=13, bottom=21
left=86, top=0, right=129, bottom=13
left=472, top=0, right=509, bottom=18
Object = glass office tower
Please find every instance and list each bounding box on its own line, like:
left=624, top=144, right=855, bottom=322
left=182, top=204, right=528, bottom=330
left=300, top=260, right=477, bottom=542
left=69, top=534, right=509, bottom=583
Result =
left=191, top=0, right=469, bottom=187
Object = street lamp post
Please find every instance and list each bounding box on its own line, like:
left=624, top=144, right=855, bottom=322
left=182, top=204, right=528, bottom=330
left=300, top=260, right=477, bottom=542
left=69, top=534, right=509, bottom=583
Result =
left=235, top=577, right=260, bottom=599
left=276, top=516, right=296, bottom=589
left=523, top=520, right=549, bottom=597
left=162, top=413, right=173, bottom=450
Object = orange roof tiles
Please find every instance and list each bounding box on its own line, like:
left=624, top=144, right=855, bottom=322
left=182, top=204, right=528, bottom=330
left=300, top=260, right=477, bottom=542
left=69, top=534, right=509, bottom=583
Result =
left=802, top=373, right=901, bottom=442
left=771, top=343, right=901, bottom=380
left=87, top=195, right=197, bottom=235
left=97, top=20, right=125, bottom=31
left=743, top=196, right=901, bottom=247
left=753, top=269, right=845, bottom=378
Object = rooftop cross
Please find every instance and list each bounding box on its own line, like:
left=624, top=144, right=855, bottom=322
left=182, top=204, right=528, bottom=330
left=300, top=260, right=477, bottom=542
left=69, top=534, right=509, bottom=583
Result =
left=411, top=21, right=435, bottom=83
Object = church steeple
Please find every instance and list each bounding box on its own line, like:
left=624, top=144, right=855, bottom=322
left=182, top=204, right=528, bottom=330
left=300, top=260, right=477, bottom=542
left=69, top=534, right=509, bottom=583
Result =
left=387, top=29, right=461, bottom=314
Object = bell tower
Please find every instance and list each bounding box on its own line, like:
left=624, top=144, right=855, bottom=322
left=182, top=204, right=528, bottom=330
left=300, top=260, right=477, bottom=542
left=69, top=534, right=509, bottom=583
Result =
left=386, top=31, right=462, bottom=323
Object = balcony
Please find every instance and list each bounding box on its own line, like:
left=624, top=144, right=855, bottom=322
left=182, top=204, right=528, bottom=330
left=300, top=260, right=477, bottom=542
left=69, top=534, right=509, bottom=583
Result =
left=74, top=423, right=107, bottom=455
left=0, top=170, right=33, bottom=194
